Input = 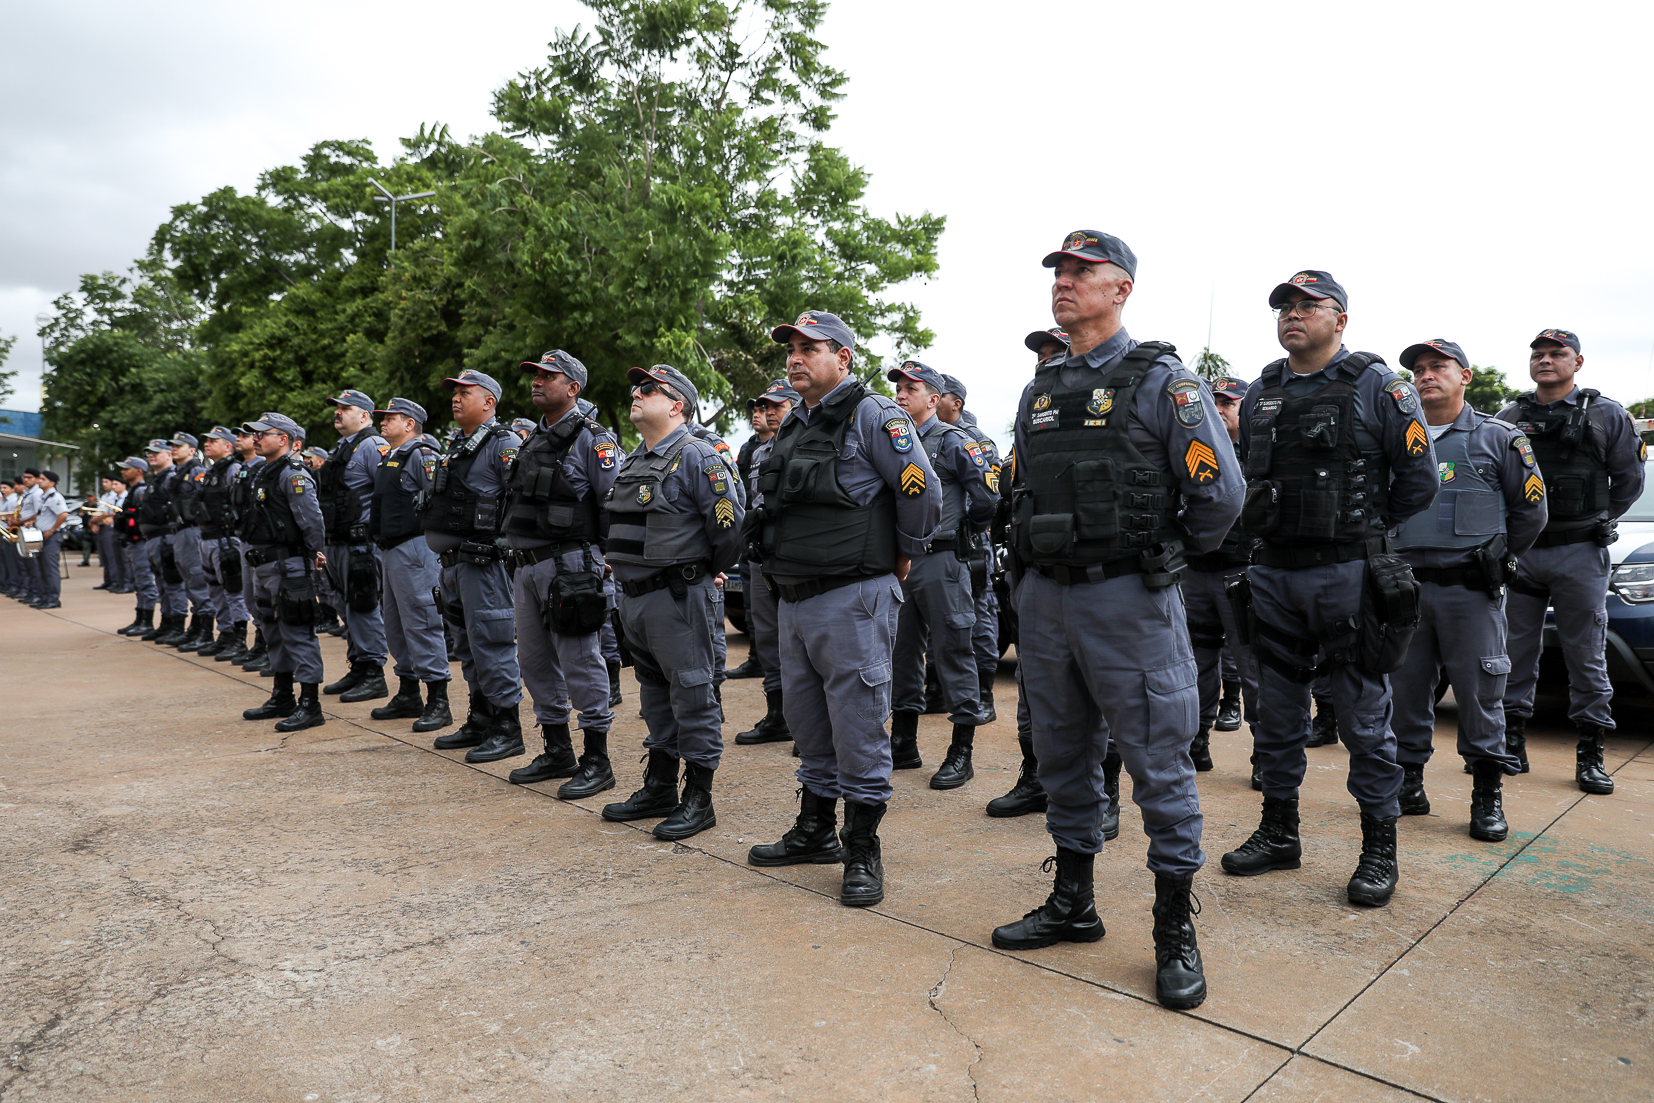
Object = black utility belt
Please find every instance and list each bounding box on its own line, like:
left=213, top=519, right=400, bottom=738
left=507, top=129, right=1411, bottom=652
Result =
left=245, top=544, right=306, bottom=566
left=1185, top=553, right=1249, bottom=574
left=769, top=572, right=878, bottom=604
left=1252, top=537, right=1384, bottom=570
left=1410, top=565, right=1483, bottom=589
left=511, top=540, right=592, bottom=569
left=620, top=562, right=710, bottom=598
left=438, top=539, right=506, bottom=569
left=925, top=537, right=960, bottom=554
left=374, top=533, right=422, bottom=551
left=1031, top=559, right=1141, bottom=586
left=1533, top=526, right=1601, bottom=549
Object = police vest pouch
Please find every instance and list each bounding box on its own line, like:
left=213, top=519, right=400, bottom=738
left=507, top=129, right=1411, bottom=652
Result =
left=1027, top=514, right=1075, bottom=558
left=220, top=544, right=243, bottom=592
left=1241, top=481, right=1282, bottom=536
left=346, top=550, right=380, bottom=613
left=278, top=572, right=320, bottom=626
left=1357, top=553, right=1420, bottom=673
left=547, top=548, right=607, bottom=636
left=160, top=541, right=183, bottom=584
left=1300, top=405, right=1341, bottom=450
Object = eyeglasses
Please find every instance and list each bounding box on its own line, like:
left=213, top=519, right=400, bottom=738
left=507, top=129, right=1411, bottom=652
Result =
left=1273, top=300, right=1342, bottom=320
left=632, top=381, right=681, bottom=404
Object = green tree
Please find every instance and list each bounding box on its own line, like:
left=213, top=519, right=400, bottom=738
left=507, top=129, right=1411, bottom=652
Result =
left=0, top=332, right=16, bottom=407
left=1190, top=347, right=1230, bottom=381
left=1465, top=364, right=1521, bottom=413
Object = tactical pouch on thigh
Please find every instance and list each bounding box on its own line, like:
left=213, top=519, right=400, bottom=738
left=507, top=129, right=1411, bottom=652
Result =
left=278, top=571, right=320, bottom=626
left=347, top=550, right=380, bottom=613
left=160, top=542, right=183, bottom=584
left=220, top=546, right=243, bottom=593
left=547, top=547, right=608, bottom=636
left=1225, top=573, right=1255, bottom=646
left=1358, top=553, right=1421, bottom=673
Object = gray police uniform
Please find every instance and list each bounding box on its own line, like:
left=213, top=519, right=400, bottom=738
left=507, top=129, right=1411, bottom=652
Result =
left=957, top=409, right=1004, bottom=679
left=245, top=455, right=326, bottom=684
left=122, top=483, right=159, bottom=608
left=687, top=423, right=742, bottom=685
left=371, top=437, right=449, bottom=685
left=1240, top=348, right=1438, bottom=816
left=319, top=428, right=390, bottom=668
left=604, top=424, right=744, bottom=768
left=892, top=413, right=997, bottom=722
left=169, top=457, right=214, bottom=623
left=198, top=456, right=249, bottom=631
left=1183, top=504, right=1260, bottom=734
left=139, top=468, right=186, bottom=617
left=1496, top=387, right=1647, bottom=728
left=505, top=407, right=619, bottom=733
left=744, top=434, right=784, bottom=695
left=421, top=420, right=523, bottom=710
left=758, top=377, right=941, bottom=806
left=1392, top=407, right=1546, bottom=770
left=234, top=457, right=265, bottom=620
left=33, top=486, right=68, bottom=603
left=1011, top=330, right=1242, bottom=871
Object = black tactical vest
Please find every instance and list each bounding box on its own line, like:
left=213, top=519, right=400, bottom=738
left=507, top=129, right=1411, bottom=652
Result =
left=242, top=456, right=304, bottom=548
left=604, top=432, right=713, bottom=568
left=1011, top=342, right=1184, bottom=567
left=119, top=485, right=145, bottom=545
left=137, top=468, right=173, bottom=533
left=229, top=460, right=261, bottom=538
left=168, top=458, right=206, bottom=525
left=318, top=431, right=372, bottom=543
left=419, top=424, right=513, bottom=537
left=1507, top=389, right=1611, bottom=531
left=502, top=414, right=603, bottom=542
left=1241, top=354, right=1390, bottom=548
left=197, top=457, right=238, bottom=538
left=370, top=439, right=438, bottom=548
left=756, top=380, right=898, bottom=580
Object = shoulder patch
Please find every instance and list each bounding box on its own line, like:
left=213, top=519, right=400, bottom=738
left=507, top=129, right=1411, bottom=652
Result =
left=289, top=473, right=307, bottom=494
left=1173, top=388, right=1205, bottom=427
left=1166, top=377, right=1200, bottom=395
left=899, top=462, right=926, bottom=497
left=499, top=446, right=518, bottom=466
left=377, top=444, right=390, bottom=456
left=422, top=453, right=438, bottom=477
left=704, top=460, right=730, bottom=495
left=1640, top=439, right=1649, bottom=463
left=885, top=417, right=914, bottom=453
left=1512, top=433, right=1536, bottom=468
left=984, top=466, right=1000, bottom=494
left=964, top=440, right=987, bottom=467
left=594, top=440, right=617, bottom=469
left=714, top=440, right=734, bottom=461
left=1388, top=379, right=1420, bottom=414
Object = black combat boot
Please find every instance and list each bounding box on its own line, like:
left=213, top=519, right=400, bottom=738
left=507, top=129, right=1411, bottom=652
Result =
left=1347, top=813, right=1399, bottom=906
left=1469, top=760, right=1509, bottom=842
left=243, top=671, right=296, bottom=721
left=1398, top=763, right=1431, bottom=815
left=215, top=621, right=249, bottom=663
left=238, top=628, right=269, bottom=671
left=1215, top=680, right=1242, bottom=732
left=735, top=688, right=790, bottom=745
left=339, top=661, right=388, bottom=703
left=1307, top=696, right=1338, bottom=746
left=466, top=702, right=525, bottom=763
left=986, top=739, right=1046, bottom=818
left=749, top=787, right=845, bottom=866
left=176, top=612, right=213, bottom=652
left=606, top=658, right=622, bottom=707
left=977, top=669, right=997, bottom=724
left=323, top=661, right=365, bottom=696
left=1152, top=873, right=1207, bottom=1009
left=654, top=762, right=717, bottom=841
left=1189, top=728, right=1214, bottom=772
left=149, top=613, right=184, bottom=644
left=275, top=683, right=326, bottom=732
left=602, top=749, right=681, bottom=821
left=991, top=847, right=1106, bottom=950
left=930, top=724, right=975, bottom=790
left=1101, top=750, right=1122, bottom=841
left=726, top=652, right=762, bottom=679
left=1575, top=723, right=1614, bottom=794
left=890, top=711, right=923, bottom=770
left=318, top=603, right=345, bottom=637
left=508, top=722, right=579, bottom=784
left=1221, top=796, right=1302, bottom=876
left=558, top=729, right=616, bottom=800
left=371, top=677, right=425, bottom=721
left=118, top=606, right=154, bottom=636
left=413, top=681, right=454, bottom=733
left=433, top=692, right=490, bottom=749
left=1250, top=749, right=1263, bottom=791
left=839, top=800, right=887, bottom=907
left=922, top=663, right=945, bottom=714
left=195, top=622, right=228, bottom=656
left=1505, top=711, right=1529, bottom=773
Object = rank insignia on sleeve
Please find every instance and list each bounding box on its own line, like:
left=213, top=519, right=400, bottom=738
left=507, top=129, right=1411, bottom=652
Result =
left=1524, top=473, right=1545, bottom=503
left=1641, top=440, right=1649, bottom=462
left=1087, top=388, right=1114, bottom=417
left=1173, top=389, right=1205, bottom=427
left=1512, top=434, right=1536, bottom=468
left=965, top=441, right=986, bottom=467
left=1389, top=380, right=1420, bottom=414
left=1405, top=421, right=1428, bottom=456
left=985, top=467, right=999, bottom=494
left=595, top=441, right=617, bottom=469
left=636, top=483, right=654, bottom=505
left=899, top=462, right=926, bottom=496
left=714, top=498, right=736, bottom=529
left=1184, top=440, right=1219, bottom=484
left=885, top=417, right=914, bottom=453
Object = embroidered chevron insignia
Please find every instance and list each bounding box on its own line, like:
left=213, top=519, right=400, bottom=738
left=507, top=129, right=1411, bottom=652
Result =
left=1184, top=440, right=1219, bottom=484
left=899, top=462, right=926, bottom=497
left=1405, top=421, right=1428, bottom=456
left=714, top=497, right=736, bottom=529
left=1524, top=473, right=1545, bottom=503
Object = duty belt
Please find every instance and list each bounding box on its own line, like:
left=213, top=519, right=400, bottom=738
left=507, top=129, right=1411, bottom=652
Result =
left=1533, top=527, right=1597, bottom=548
left=925, top=537, right=960, bottom=554
left=1252, top=536, right=1385, bottom=570
left=770, top=572, right=877, bottom=604
left=1410, top=565, right=1483, bottom=590
left=245, top=544, right=304, bottom=566
left=619, top=561, right=709, bottom=598
left=1032, top=559, right=1142, bottom=585
left=438, top=540, right=506, bottom=569
left=374, top=532, right=422, bottom=551
left=510, top=540, right=591, bottom=570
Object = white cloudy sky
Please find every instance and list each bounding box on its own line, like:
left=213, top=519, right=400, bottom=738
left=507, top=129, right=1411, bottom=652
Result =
left=4, top=0, right=1652, bottom=447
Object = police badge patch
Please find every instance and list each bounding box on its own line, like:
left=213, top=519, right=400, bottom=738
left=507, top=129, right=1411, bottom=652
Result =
left=1388, top=380, right=1419, bottom=414
left=290, top=474, right=307, bottom=494
left=965, top=441, right=986, bottom=467
left=636, top=483, right=654, bottom=505
left=500, top=447, right=519, bottom=466
left=1172, top=390, right=1205, bottom=427
left=422, top=453, right=438, bottom=478
left=595, top=440, right=617, bottom=469
left=705, top=460, right=729, bottom=494
left=1087, top=388, right=1114, bottom=417
left=1439, top=462, right=1456, bottom=483
left=885, top=417, right=913, bottom=453
left=1512, top=434, right=1536, bottom=468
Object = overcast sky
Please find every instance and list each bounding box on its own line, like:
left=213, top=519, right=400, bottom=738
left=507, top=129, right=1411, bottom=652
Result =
left=4, top=0, right=1652, bottom=447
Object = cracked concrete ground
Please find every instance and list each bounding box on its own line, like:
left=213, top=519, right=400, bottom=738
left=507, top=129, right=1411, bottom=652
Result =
left=3, top=579, right=1651, bottom=1102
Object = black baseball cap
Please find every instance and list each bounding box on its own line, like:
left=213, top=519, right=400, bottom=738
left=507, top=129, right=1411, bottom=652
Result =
left=1530, top=328, right=1581, bottom=354
left=1268, top=270, right=1347, bottom=311
left=1041, top=230, right=1138, bottom=280
left=1400, top=339, right=1469, bottom=371
left=1024, top=327, right=1070, bottom=353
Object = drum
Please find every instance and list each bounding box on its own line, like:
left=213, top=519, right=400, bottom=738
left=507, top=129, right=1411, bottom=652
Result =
left=17, top=526, right=43, bottom=558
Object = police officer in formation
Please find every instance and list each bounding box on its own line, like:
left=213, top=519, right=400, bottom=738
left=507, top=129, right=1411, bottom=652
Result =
left=936, top=374, right=1003, bottom=722
left=727, top=388, right=781, bottom=682
left=230, top=427, right=269, bottom=670
left=745, top=310, right=940, bottom=909
left=314, top=390, right=391, bottom=703
left=996, top=231, right=1240, bottom=1012
left=166, top=432, right=216, bottom=650
left=1387, top=339, right=1545, bottom=841
left=600, top=365, right=744, bottom=840
left=1223, top=271, right=1437, bottom=909
left=1496, top=329, right=1646, bottom=793
left=113, top=459, right=160, bottom=634
left=137, top=440, right=188, bottom=642
left=732, top=379, right=800, bottom=748
left=887, top=360, right=997, bottom=788
left=500, top=351, right=620, bottom=796
left=420, top=370, right=526, bottom=760
left=192, top=427, right=250, bottom=658
left=365, top=398, right=453, bottom=733
left=239, top=413, right=329, bottom=733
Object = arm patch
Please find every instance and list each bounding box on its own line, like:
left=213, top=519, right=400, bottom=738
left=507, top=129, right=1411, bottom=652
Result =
left=1512, top=433, right=1536, bottom=468
left=1388, top=379, right=1419, bottom=414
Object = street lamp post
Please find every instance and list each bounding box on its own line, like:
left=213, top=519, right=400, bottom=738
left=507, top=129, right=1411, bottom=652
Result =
left=369, top=180, right=436, bottom=268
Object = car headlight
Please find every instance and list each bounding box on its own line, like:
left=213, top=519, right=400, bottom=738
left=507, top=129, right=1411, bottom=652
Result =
left=1610, top=562, right=1654, bottom=604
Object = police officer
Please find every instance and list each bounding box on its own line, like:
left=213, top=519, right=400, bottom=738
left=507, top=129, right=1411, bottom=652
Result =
left=231, top=426, right=270, bottom=670
left=239, top=413, right=329, bottom=732
left=1182, top=375, right=1260, bottom=772
left=166, top=432, right=216, bottom=650
left=1496, top=329, right=1646, bottom=793
left=733, top=379, right=801, bottom=746
left=366, top=398, right=454, bottom=732
left=744, top=310, right=941, bottom=909
left=500, top=351, right=620, bottom=796
left=887, top=360, right=996, bottom=789
left=937, top=373, right=1003, bottom=723
left=1222, top=270, right=1438, bottom=911
left=1390, top=339, right=1545, bottom=840
left=317, top=389, right=391, bottom=703
left=138, top=442, right=188, bottom=642
left=992, top=231, right=1240, bottom=1012
left=26, top=470, right=68, bottom=609
left=419, top=369, right=524, bottom=758
left=728, top=389, right=782, bottom=681
left=193, top=427, right=250, bottom=658
left=600, top=365, right=744, bottom=840
left=511, top=417, right=537, bottom=440
left=114, top=459, right=160, bottom=635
